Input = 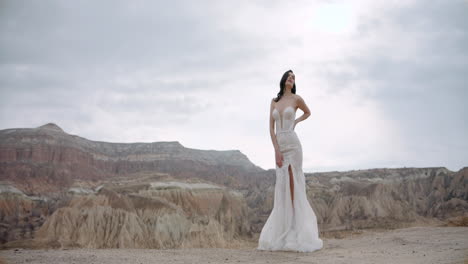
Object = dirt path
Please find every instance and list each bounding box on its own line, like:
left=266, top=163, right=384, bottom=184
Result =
left=2, top=226, right=467, bottom=264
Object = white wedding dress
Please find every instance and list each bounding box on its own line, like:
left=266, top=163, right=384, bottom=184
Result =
left=257, top=106, right=323, bottom=253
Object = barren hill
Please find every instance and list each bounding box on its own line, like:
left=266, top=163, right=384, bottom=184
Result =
left=0, top=123, right=263, bottom=195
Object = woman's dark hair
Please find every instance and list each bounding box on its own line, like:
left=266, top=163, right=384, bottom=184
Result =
left=274, top=70, right=296, bottom=102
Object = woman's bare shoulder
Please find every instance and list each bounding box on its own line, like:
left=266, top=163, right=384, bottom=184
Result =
left=294, top=94, right=304, bottom=102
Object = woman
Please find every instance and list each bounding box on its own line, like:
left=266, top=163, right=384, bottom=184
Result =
left=257, top=70, right=323, bottom=252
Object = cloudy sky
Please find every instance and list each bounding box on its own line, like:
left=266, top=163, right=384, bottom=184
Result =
left=1, top=0, right=467, bottom=172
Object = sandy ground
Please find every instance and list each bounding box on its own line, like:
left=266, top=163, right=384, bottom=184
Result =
left=1, top=226, right=467, bottom=264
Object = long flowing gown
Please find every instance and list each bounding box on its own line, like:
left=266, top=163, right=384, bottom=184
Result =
left=257, top=106, right=323, bottom=253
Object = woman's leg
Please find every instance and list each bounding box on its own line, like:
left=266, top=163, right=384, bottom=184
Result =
left=288, top=164, right=294, bottom=206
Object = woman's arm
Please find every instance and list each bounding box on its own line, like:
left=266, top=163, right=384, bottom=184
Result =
left=270, top=99, right=280, bottom=152
left=270, top=99, right=283, bottom=167
left=294, top=95, right=311, bottom=128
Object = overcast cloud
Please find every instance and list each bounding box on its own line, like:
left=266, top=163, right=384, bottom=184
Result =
left=1, top=0, right=467, bottom=172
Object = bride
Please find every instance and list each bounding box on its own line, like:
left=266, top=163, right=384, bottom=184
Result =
left=257, top=70, right=323, bottom=253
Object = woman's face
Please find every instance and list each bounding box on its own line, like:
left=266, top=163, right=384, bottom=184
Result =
left=285, top=72, right=295, bottom=88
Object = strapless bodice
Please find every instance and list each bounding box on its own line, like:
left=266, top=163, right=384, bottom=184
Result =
left=273, top=106, right=296, bottom=134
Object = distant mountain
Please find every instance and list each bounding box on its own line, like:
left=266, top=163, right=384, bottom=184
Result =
left=0, top=123, right=263, bottom=195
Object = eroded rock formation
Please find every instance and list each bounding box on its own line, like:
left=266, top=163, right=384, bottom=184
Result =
left=33, top=182, right=250, bottom=248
